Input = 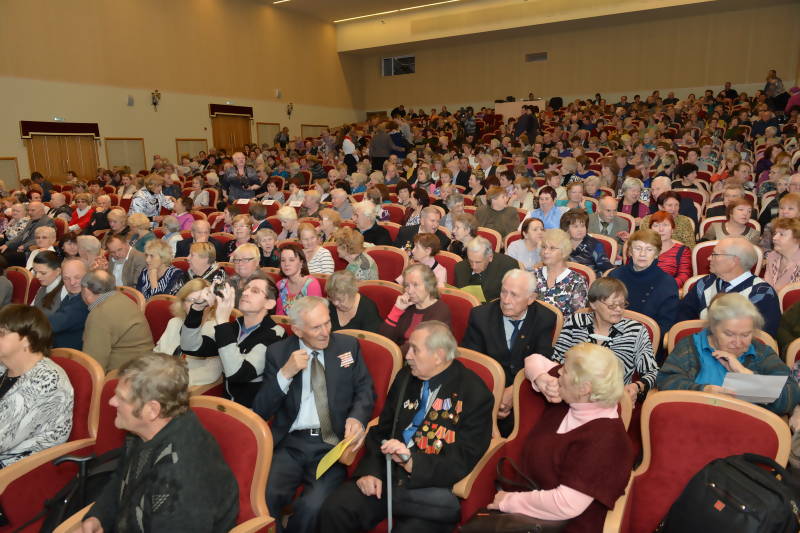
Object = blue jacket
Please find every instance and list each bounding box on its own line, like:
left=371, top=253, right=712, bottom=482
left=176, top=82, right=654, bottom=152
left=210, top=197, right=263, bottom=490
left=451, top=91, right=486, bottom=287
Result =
left=609, top=262, right=679, bottom=336
left=49, top=293, right=89, bottom=350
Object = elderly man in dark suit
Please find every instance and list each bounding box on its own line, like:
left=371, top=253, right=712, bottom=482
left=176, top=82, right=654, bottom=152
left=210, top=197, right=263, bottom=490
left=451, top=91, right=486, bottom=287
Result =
left=394, top=206, right=451, bottom=251
left=253, top=296, right=374, bottom=533
left=461, top=269, right=558, bottom=436
left=175, top=219, right=226, bottom=260
left=454, top=236, right=518, bottom=302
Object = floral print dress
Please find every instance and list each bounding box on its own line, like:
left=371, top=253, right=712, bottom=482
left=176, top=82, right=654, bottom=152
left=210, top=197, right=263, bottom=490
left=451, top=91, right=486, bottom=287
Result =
left=533, top=266, right=588, bottom=318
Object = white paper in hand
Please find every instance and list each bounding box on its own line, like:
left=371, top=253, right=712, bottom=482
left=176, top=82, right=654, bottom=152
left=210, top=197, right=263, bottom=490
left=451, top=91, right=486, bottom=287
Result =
left=721, top=373, right=788, bottom=404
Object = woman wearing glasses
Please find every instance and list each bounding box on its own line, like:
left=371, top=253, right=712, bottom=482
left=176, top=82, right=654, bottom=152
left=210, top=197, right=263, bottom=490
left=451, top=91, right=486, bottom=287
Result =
left=553, top=278, right=657, bottom=404
left=225, top=214, right=255, bottom=259
left=608, top=229, right=679, bottom=337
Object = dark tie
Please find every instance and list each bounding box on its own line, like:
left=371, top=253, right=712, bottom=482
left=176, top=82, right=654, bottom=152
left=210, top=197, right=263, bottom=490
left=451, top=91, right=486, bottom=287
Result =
left=310, top=351, right=338, bottom=446
left=600, top=222, right=610, bottom=235
left=509, top=319, right=522, bottom=349
left=717, top=279, right=731, bottom=293
left=402, top=381, right=430, bottom=445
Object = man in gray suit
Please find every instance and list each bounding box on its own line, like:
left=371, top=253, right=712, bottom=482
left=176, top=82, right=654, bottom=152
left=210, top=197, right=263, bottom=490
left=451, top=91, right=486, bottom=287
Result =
left=1, top=202, right=56, bottom=265
left=587, top=196, right=630, bottom=246
left=103, top=233, right=147, bottom=286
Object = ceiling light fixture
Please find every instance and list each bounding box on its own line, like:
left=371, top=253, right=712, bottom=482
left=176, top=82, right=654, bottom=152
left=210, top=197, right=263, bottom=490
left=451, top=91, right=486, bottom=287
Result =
left=273, top=0, right=290, bottom=4
left=333, top=0, right=460, bottom=23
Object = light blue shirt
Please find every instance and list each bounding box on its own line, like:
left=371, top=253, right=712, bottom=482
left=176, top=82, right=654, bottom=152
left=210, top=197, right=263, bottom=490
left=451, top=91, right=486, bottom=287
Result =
left=503, top=311, right=527, bottom=349
left=277, top=340, right=325, bottom=431
left=526, top=206, right=566, bottom=229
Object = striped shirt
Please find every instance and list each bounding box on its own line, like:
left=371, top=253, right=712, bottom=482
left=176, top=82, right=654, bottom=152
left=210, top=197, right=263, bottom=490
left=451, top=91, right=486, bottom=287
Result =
left=553, top=313, right=658, bottom=390
left=306, top=247, right=335, bottom=275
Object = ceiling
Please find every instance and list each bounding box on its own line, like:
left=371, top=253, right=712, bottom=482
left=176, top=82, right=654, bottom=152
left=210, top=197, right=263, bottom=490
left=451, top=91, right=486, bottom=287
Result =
left=271, top=0, right=475, bottom=23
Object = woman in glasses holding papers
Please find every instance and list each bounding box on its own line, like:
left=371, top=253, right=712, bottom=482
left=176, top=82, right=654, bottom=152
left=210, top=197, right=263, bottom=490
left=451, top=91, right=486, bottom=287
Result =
left=656, top=293, right=799, bottom=415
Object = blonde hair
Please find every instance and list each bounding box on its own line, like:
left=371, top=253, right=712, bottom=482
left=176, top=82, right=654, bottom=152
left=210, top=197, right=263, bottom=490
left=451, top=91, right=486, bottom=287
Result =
left=145, top=238, right=174, bottom=264
left=276, top=206, right=298, bottom=222
left=334, top=227, right=365, bottom=255
left=564, top=343, right=624, bottom=407
left=128, top=213, right=151, bottom=231
left=541, top=228, right=572, bottom=258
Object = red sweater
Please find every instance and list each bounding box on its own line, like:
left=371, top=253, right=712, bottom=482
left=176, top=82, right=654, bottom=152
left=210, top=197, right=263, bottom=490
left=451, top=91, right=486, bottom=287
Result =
left=69, top=207, right=95, bottom=230
left=522, top=402, right=633, bottom=533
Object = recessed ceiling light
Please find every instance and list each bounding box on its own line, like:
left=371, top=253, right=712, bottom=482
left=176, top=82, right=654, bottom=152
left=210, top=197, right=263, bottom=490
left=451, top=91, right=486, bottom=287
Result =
left=273, top=0, right=290, bottom=4
left=333, top=0, right=460, bottom=23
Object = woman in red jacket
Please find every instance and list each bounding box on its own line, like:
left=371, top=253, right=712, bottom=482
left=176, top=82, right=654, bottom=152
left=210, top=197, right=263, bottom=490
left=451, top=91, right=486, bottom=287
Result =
left=68, top=193, right=95, bottom=232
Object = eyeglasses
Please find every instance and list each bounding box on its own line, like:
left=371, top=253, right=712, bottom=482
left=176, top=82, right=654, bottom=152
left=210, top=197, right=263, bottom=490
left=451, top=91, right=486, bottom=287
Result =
left=710, top=253, right=735, bottom=259
left=631, top=246, right=657, bottom=254
left=600, top=300, right=628, bottom=310
left=232, top=257, right=257, bottom=264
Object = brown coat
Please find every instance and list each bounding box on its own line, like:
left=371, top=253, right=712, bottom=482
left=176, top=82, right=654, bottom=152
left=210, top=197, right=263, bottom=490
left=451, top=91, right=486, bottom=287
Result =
left=82, top=292, right=154, bottom=371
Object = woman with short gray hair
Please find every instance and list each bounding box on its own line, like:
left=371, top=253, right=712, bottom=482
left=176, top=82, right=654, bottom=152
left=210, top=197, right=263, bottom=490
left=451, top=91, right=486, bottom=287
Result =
left=136, top=239, right=187, bottom=299
left=533, top=229, right=588, bottom=318
left=657, top=293, right=799, bottom=415
left=326, top=270, right=381, bottom=332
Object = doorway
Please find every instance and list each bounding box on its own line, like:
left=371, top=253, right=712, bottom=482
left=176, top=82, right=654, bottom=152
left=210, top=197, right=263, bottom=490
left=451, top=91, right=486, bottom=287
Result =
left=26, top=134, right=99, bottom=182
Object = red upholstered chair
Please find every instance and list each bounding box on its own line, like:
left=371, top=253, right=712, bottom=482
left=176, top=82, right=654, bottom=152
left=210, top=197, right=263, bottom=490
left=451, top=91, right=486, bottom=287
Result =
left=337, top=329, right=403, bottom=421
left=271, top=314, right=293, bottom=337
left=211, top=232, right=235, bottom=248
left=616, top=212, right=635, bottom=235
left=456, top=347, right=504, bottom=437
left=190, top=395, right=275, bottom=532
left=145, top=294, right=177, bottom=344
left=312, top=273, right=329, bottom=297
left=261, top=267, right=282, bottom=285
left=204, top=188, right=218, bottom=207
left=536, top=299, right=564, bottom=343
left=503, top=230, right=522, bottom=250
left=434, top=251, right=462, bottom=286
left=218, top=262, right=236, bottom=277
left=6, top=266, right=32, bottom=304
left=664, top=319, right=778, bottom=354
left=119, top=197, right=132, bottom=211
left=152, top=227, right=167, bottom=238
left=208, top=211, right=225, bottom=232
left=0, top=356, right=108, bottom=532
left=190, top=210, right=207, bottom=221
left=785, top=338, right=800, bottom=367
left=590, top=233, right=618, bottom=264
left=383, top=203, right=406, bottom=224
left=322, top=244, right=348, bottom=271
left=171, top=258, right=189, bottom=272
left=476, top=227, right=502, bottom=252
left=439, top=287, right=479, bottom=343
left=623, top=309, right=660, bottom=353
left=377, top=221, right=401, bottom=242
left=566, top=261, right=596, bottom=287
left=27, top=277, right=41, bottom=305
left=357, top=280, right=403, bottom=320
left=364, top=246, right=408, bottom=282
left=604, top=390, right=791, bottom=533
left=117, top=285, right=145, bottom=312
left=778, top=282, right=800, bottom=312
left=107, top=193, right=120, bottom=206
left=53, top=217, right=67, bottom=239
left=266, top=217, right=283, bottom=235
left=673, top=188, right=708, bottom=211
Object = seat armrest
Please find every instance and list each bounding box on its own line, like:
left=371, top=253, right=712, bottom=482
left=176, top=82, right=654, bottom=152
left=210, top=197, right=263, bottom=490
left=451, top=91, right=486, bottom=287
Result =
left=0, top=438, right=95, bottom=492
left=339, top=417, right=378, bottom=466
left=53, top=503, right=93, bottom=533
left=603, top=475, right=633, bottom=533
left=452, top=437, right=505, bottom=499
left=230, top=516, right=275, bottom=533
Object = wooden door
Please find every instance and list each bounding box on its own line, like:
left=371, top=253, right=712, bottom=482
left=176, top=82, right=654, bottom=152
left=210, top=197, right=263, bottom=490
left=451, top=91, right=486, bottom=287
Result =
left=26, top=134, right=98, bottom=182
left=211, top=115, right=252, bottom=154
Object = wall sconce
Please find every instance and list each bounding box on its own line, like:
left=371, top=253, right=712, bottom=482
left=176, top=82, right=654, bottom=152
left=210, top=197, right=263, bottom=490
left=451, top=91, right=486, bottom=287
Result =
left=151, top=90, right=162, bottom=111
left=287, top=102, right=294, bottom=118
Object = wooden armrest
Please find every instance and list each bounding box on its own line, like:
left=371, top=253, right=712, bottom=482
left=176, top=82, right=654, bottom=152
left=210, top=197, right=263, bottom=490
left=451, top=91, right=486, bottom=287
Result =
left=452, top=437, right=505, bottom=499
left=53, top=503, right=94, bottom=533
left=230, top=516, right=275, bottom=533
left=189, top=377, right=224, bottom=396
left=339, top=418, right=378, bottom=466
left=0, top=438, right=95, bottom=492
left=602, top=475, right=633, bottom=533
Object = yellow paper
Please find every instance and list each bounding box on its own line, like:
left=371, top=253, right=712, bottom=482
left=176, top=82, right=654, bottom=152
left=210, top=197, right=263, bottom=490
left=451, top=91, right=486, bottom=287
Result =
left=461, top=284, right=486, bottom=303
left=315, top=436, right=354, bottom=479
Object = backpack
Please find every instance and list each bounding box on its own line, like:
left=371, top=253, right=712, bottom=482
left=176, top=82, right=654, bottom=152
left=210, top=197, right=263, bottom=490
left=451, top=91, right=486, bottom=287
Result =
left=658, top=453, right=800, bottom=533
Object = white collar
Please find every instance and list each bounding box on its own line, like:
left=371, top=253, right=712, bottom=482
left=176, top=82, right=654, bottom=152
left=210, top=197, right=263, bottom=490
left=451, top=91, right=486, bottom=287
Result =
left=542, top=266, right=571, bottom=283
left=724, top=270, right=752, bottom=290
left=46, top=276, right=62, bottom=292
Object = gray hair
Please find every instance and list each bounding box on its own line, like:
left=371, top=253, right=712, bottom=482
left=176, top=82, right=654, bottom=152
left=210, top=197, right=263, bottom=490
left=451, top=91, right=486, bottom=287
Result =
left=502, top=268, right=537, bottom=295
left=415, top=320, right=457, bottom=362
left=76, top=235, right=101, bottom=255
left=34, top=225, right=56, bottom=239
left=588, top=277, right=628, bottom=303
left=466, top=236, right=493, bottom=257
left=354, top=200, right=378, bottom=222
left=276, top=206, right=298, bottom=221
left=446, top=192, right=464, bottom=209
left=80, top=269, right=116, bottom=294
left=288, top=295, right=328, bottom=327
left=707, top=293, right=764, bottom=331
left=162, top=215, right=180, bottom=233
left=722, top=237, right=757, bottom=271
left=651, top=176, right=671, bottom=189
left=621, top=177, right=644, bottom=193
left=326, top=270, right=358, bottom=300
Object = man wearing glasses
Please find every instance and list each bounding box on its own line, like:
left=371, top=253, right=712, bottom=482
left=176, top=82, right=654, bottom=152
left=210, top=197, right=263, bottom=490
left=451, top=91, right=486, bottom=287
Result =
left=228, top=243, right=261, bottom=306
left=679, top=237, right=780, bottom=336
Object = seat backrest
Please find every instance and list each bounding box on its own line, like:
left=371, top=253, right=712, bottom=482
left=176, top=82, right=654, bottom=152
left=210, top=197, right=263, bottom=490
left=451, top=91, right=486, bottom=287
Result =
left=565, top=261, right=596, bottom=287
left=27, top=277, right=41, bottom=305
left=439, top=287, right=479, bottom=343
left=666, top=319, right=778, bottom=354
left=5, top=266, right=31, bottom=304
left=779, top=282, right=800, bottom=312
left=623, top=309, right=661, bottom=352
left=191, top=395, right=272, bottom=525
left=377, top=221, right=401, bottom=242
left=503, top=231, right=522, bottom=250
left=383, top=204, right=406, bottom=224
left=785, top=338, right=800, bottom=367
left=627, top=390, right=791, bottom=533
left=51, top=348, right=105, bottom=441
left=94, top=376, right=128, bottom=455
left=536, top=299, right=564, bottom=343
left=699, top=216, right=725, bottom=237
left=338, top=329, right=403, bottom=419
left=505, top=371, right=547, bottom=463
left=145, top=295, right=177, bottom=343
left=691, top=240, right=716, bottom=276
left=456, top=347, right=504, bottom=437
left=476, top=227, right=502, bottom=252
left=211, top=232, right=235, bottom=247
left=322, top=244, right=349, bottom=271
left=357, top=280, right=403, bottom=320
left=434, top=251, right=462, bottom=286
left=364, top=246, right=408, bottom=282
left=171, top=258, right=190, bottom=272
left=616, top=212, right=635, bottom=234
left=589, top=233, right=618, bottom=263
left=117, top=286, right=145, bottom=312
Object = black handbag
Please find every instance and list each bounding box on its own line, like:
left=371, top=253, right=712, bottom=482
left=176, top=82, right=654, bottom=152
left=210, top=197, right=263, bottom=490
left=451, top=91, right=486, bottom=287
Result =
left=460, top=457, right=568, bottom=533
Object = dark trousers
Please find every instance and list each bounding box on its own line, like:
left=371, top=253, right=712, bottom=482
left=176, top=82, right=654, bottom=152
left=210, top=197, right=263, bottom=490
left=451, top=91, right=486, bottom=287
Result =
left=319, top=478, right=460, bottom=533
left=3, top=250, right=26, bottom=267
left=371, top=157, right=388, bottom=172
left=267, top=432, right=345, bottom=533
left=344, top=154, right=358, bottom=174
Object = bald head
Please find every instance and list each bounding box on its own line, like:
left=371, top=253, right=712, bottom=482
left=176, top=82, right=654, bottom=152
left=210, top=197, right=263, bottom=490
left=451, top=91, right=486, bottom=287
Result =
left=191, top=219, right=211, bottom=241
left=598, top=196, right=618, bottom=223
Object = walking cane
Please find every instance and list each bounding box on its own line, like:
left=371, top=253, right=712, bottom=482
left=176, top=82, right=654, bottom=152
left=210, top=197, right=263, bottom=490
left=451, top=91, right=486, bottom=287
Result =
left=385, top=451, right=394, bottom=533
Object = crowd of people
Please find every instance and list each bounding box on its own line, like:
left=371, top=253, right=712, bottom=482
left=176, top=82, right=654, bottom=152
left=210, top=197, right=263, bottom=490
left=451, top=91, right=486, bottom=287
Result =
left=2, top=73, right=800, bottom=532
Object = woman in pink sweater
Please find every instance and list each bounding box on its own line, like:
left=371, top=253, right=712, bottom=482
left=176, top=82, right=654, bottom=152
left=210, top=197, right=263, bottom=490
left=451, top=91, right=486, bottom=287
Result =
left=488, top=343, right=633, bottom=532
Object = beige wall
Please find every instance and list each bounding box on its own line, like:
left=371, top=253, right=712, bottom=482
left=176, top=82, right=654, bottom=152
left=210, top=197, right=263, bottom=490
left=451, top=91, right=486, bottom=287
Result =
left=352, top=1, right=800, bottom=112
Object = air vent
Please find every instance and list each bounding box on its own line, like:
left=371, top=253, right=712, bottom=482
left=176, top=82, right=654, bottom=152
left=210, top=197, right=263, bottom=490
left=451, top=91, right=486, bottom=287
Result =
left=525, top=52, right=548, bottom=62
left=382, top=56, right=415, bottom=76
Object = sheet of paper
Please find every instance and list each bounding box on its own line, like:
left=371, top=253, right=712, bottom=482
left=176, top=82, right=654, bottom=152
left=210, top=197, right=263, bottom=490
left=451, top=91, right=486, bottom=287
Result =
left=460, top=284, right=486, bottom=303
left=289, top=200, right=302, bottom=208
left=721, top=373, right=788, bottom=404
left=235, top=199, right=250, bottom=205
left=316, top=436, right=354, bottom=479
left=262, top=199, right=275, bottom=205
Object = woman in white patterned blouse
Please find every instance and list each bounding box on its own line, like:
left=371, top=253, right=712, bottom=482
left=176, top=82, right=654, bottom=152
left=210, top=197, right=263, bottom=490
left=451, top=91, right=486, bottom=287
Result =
left=299, top=223, right=335, bottom=275
left=0, top=304, right=73, bottom=468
